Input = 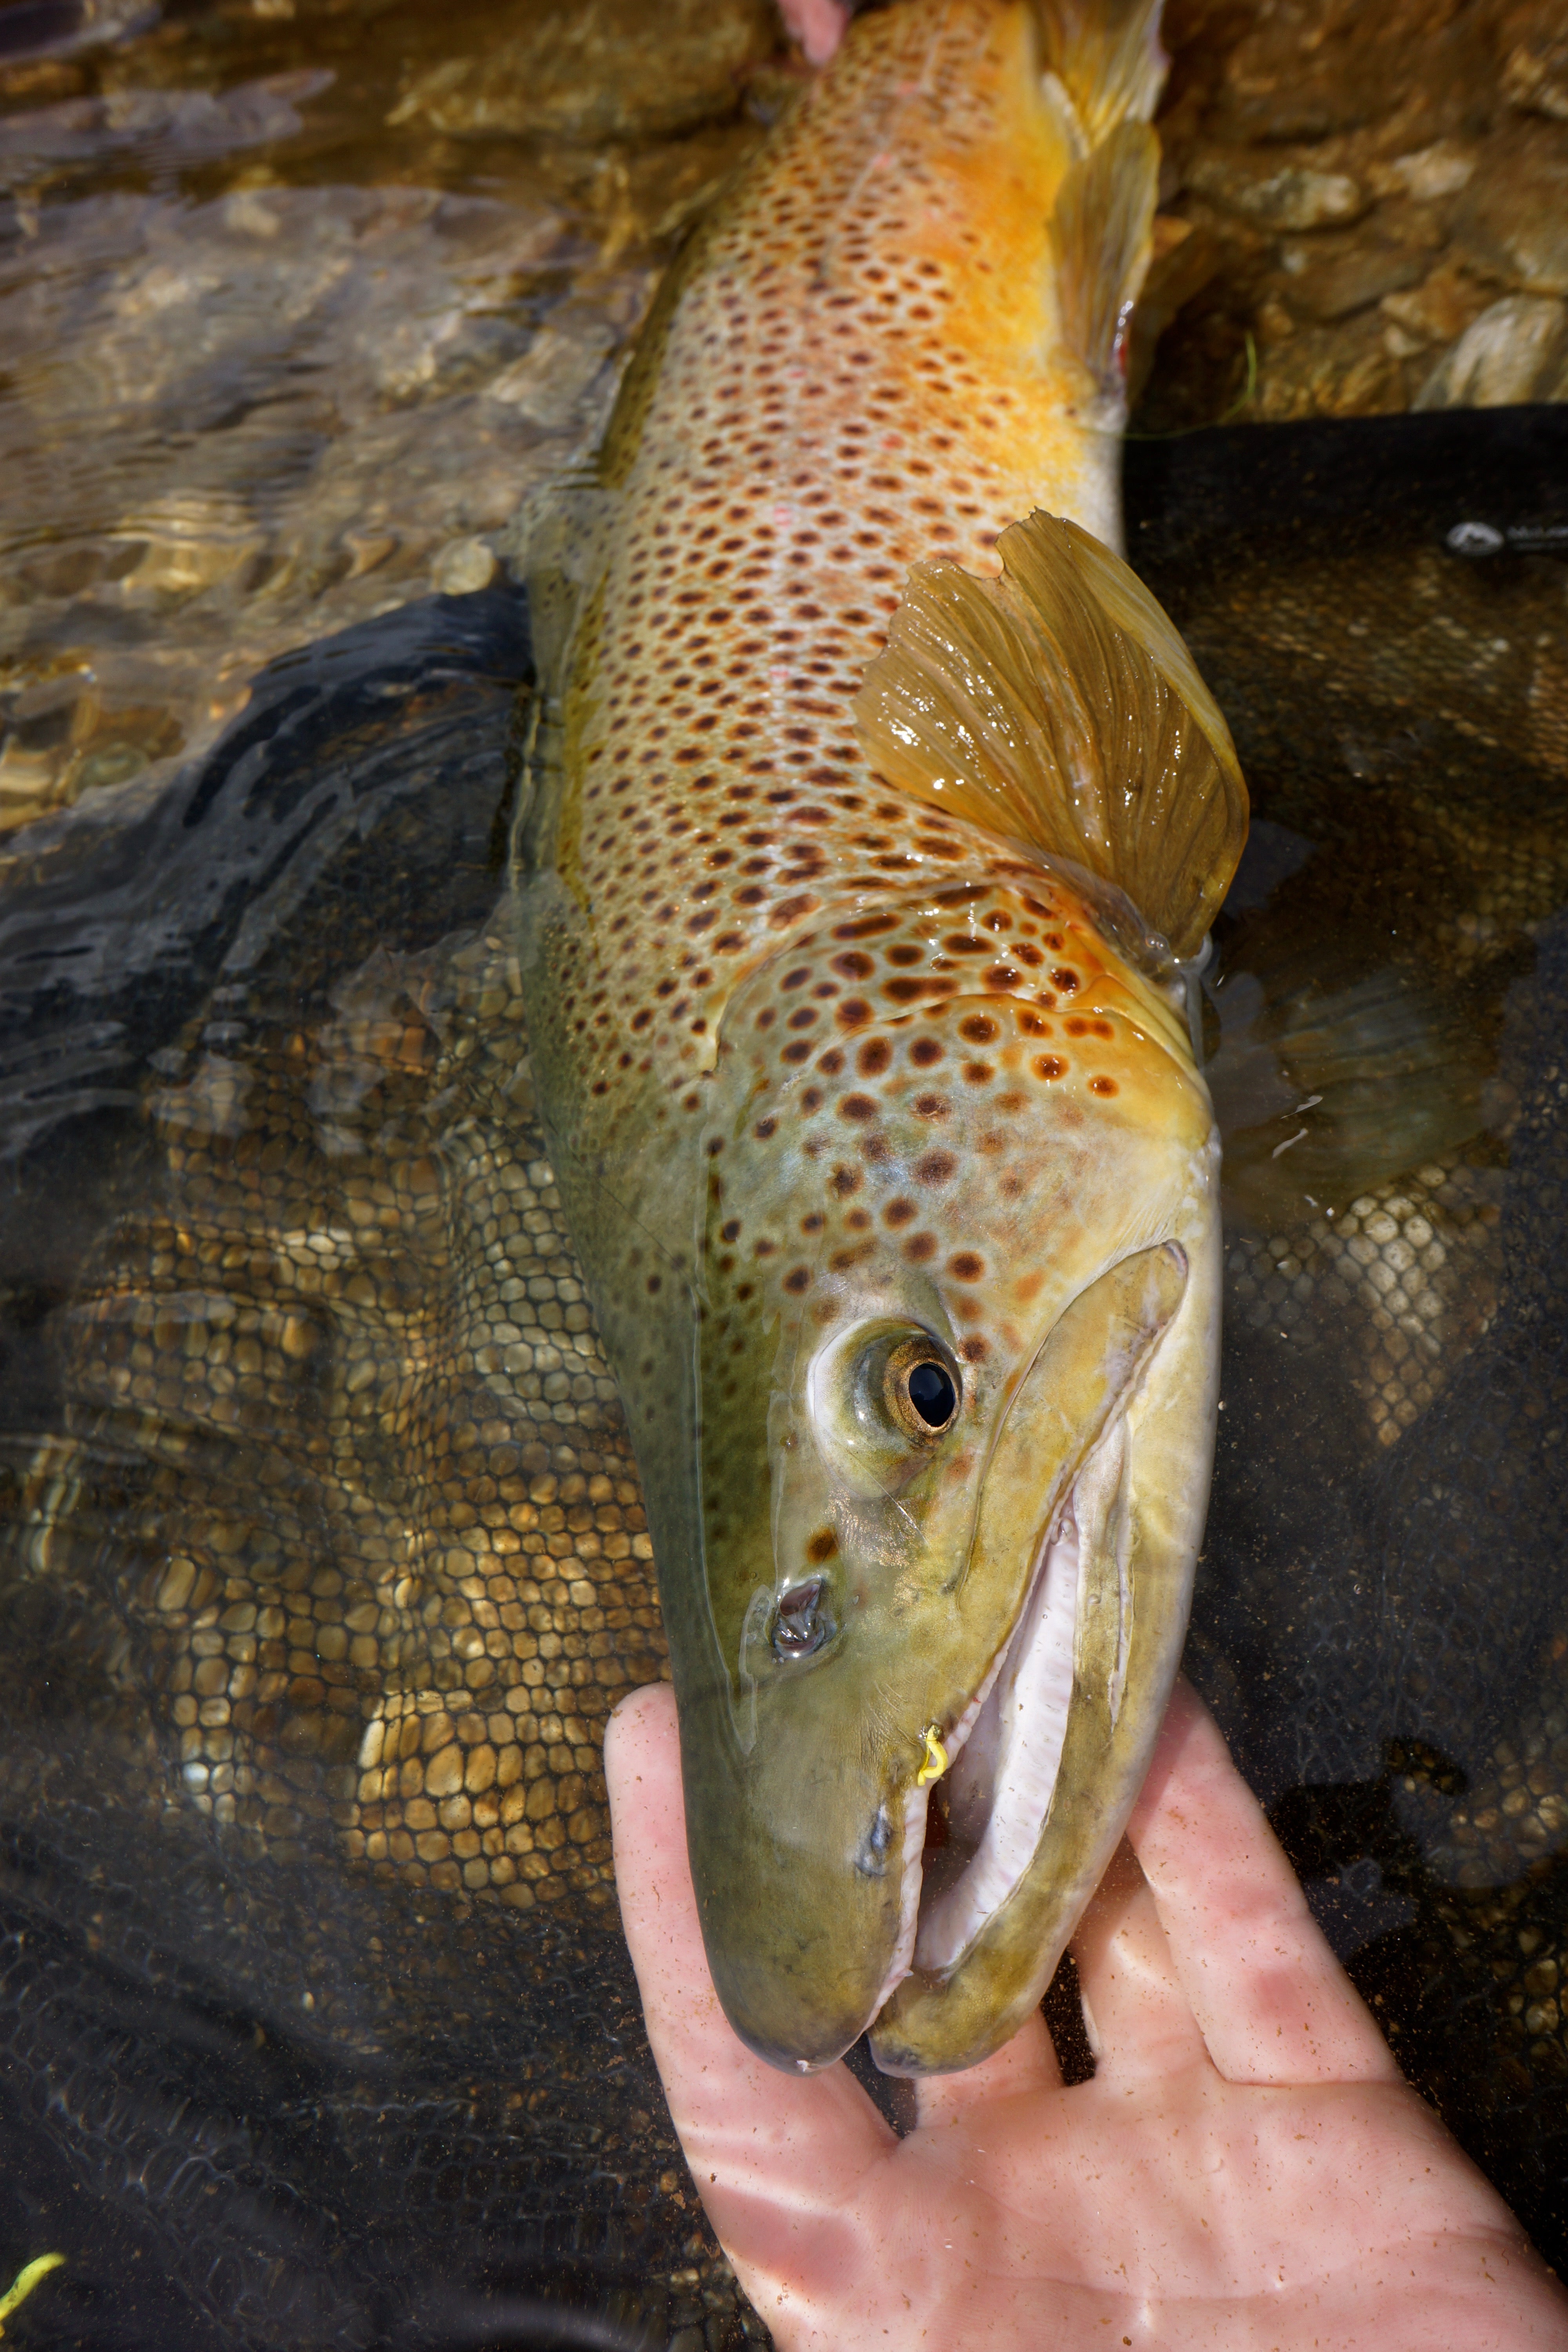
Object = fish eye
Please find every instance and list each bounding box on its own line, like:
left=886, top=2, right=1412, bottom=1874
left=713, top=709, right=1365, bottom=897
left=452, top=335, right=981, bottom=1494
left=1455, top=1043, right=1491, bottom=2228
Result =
left=771, top=1576, right=833, bottom=1661
left=882, top=1336, right=960, bottom=1441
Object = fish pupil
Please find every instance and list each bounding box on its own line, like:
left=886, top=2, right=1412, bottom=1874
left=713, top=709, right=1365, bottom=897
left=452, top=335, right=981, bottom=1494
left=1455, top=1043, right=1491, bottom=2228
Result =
left=773, top=1577, right=832, bottom=1660
left=906, top=1361, right=957, bottom=1428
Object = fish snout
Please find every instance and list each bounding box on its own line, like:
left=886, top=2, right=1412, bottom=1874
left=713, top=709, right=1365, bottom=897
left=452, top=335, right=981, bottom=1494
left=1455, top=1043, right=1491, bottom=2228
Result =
left=681, top=1715, right=910, bottom=2070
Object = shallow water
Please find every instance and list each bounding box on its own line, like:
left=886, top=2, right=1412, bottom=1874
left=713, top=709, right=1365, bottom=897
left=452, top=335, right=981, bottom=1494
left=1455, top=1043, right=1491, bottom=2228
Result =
left=1, top=1, right=1567, bottom=2344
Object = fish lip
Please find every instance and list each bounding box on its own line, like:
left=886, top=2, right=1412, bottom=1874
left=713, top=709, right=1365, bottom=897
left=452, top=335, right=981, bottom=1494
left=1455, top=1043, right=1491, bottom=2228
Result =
left=870, top=1439, right=1105, bottom=2011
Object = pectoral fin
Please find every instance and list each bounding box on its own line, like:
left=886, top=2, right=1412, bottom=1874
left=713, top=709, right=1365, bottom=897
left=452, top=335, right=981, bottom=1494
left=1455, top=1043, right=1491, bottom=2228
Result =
left=854, top=511, right=1248, bottom=957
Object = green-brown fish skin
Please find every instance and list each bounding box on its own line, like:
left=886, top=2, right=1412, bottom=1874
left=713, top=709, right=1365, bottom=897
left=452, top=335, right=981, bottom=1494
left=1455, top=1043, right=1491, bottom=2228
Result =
left=514, top=0, right=1246, bottom=2075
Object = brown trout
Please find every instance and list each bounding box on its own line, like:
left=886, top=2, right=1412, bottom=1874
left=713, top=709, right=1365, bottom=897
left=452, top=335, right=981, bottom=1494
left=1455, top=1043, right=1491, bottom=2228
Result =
left=515, top=0, right=1247, bottom=2075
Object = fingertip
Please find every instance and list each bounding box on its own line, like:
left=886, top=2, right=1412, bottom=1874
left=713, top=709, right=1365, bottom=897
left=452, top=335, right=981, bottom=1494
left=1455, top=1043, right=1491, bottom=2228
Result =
left=604, top=1674, right=676, bottom=1764
left=605, top=1682, right=685, bottom=1927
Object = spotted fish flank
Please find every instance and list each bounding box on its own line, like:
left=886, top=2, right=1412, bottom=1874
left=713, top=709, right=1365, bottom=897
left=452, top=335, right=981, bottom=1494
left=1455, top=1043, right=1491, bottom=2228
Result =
left=516, top=0, right=1247, bottom=2076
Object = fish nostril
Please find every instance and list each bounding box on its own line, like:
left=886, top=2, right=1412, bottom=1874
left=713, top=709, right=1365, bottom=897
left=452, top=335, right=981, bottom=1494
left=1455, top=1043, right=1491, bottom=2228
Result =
left=906, top=1360, right=956, bottom=1428
left=772, top=1576, right=833, bottom=1660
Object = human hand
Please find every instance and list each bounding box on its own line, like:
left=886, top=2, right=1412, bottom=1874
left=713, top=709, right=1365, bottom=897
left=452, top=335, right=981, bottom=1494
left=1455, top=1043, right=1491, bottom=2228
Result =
left=605, top=1676, right=1568, bottom=2350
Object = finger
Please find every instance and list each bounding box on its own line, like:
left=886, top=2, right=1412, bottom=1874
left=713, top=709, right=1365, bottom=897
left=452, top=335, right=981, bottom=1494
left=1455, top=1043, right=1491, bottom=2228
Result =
left=1127, top=1678, right=1398, bottom=2087
left=914, top=2004, right=1060, bottom=2131
left=604, top=1684, right=895, bottom=2259
left=777, top=0, right=850, bottom=64
left=1069, top=1839, right=1209, bottom=2083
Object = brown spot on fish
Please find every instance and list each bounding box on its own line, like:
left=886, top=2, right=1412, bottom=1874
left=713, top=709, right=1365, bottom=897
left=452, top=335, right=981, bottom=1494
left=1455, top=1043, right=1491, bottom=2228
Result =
left=1090, top=1076, right=1118, bottom=1096
left=962, top=1061, right=993, bottom=1083
left=818, top=1049, right=846, bottom=1074
left=958, top=1014, right=998, bottom=1044
left=857, top=1038, right=893, bottom=1076
left=950, top=1253, right=984, bottom=1281
left=1051, top=967, right=1080, bottom=993
left=1033, top=1056, right=1067, bottom=1081
left=836, top=997, right=874, bottom=1025
left=915, top=1150, right=956, bottom=1185
left=833, top=951, right=875, bottom=978
left=914, top=1092, right=949, bottom=1119
left=884, top=1198, right=915, bottom=1227
left=806, top=1527, right=839, bottom=1565
left=904, top=1232, right=937, bottom=1262
left=833, top=913, right=898, bottom=940
left=910, top=1037, right=943, bottom=1067
left=839, top=1094, right=877, bottom=1122
left=783, top=1267, right=811, bottom=1294
left=960, top=1336, right=989, bottom=1363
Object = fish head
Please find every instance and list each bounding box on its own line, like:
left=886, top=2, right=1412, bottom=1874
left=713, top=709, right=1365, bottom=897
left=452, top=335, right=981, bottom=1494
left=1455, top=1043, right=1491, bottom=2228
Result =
left=678, top=877, right=1221, bottom=2073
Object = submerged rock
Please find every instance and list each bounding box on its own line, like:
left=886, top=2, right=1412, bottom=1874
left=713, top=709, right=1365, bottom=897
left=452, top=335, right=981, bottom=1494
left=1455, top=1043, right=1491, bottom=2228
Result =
left=1137, top=0, right=1568, bottom=430
left=1414, top=292, right=1568, bottom=408
left=388, top=0, right=778, bottom=144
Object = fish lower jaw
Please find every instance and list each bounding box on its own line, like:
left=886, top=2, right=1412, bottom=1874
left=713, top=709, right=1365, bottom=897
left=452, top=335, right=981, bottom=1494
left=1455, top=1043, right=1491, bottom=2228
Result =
left=871, top=1474, right=1087, bottom=2014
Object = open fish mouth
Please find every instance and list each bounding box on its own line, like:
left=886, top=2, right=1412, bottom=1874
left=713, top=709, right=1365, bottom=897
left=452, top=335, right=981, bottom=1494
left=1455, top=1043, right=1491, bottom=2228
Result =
left=875, top=1428, right=1120, bottom=2011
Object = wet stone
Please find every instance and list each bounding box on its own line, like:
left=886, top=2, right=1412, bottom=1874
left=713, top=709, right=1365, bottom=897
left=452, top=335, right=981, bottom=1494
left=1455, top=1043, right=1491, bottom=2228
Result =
left=1137, top=0, right=1568, bottom=430
left=1453, top=118, right=1568, bottom=294
left=387, top=0, right=777, bottom=143
left=1413, top=294, right=1568, bottom=408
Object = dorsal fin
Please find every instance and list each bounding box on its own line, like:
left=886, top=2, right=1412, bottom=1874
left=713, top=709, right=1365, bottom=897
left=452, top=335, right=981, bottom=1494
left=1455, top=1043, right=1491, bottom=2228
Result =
left=1033, top=0, right=1167, bottom=395
left=1035, top=0, right=1167, bottom=143
left=1050, top=120, right=1158, bottom=391
left=853, top=512, right=1248, bottom=959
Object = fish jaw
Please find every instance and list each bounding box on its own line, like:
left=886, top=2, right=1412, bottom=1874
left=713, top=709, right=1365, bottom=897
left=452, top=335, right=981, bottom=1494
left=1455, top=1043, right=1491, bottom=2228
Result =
left=675, top=889, right=1220, bottom=2071
left=869, top=1190, right=1221, bottom=2074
